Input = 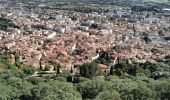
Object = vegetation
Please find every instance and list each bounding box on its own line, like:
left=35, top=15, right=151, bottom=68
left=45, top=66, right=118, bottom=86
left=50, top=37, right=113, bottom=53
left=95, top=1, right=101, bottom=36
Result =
left=0, top=17, right=20, bottom=30
left=79, top=62, right=102, bottom=78
left=0, top=51, right=169, bottom=100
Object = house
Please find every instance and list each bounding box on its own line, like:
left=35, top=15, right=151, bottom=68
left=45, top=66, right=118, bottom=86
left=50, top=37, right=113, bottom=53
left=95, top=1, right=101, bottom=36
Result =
left=99, top=24, right=110, bottom=30
left=127, top=18, right=138, bottom=23
left=97, top=29, right=111, bottom=35
left=47, top=32, right=56, bottom=39
left=78, top=26, right=89, bottom=31
left=91, top=53, right=99, bottom=61
left=145, top=18, right=160, bottom=24
left=54, top=27, right=65, bottom=33
left=85, top=20, right=95, bottom=27
left=55, top=15, right=63, bottom=20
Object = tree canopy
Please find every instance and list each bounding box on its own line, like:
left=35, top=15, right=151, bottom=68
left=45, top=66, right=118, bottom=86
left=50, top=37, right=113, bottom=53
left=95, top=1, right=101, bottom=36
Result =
left=0, top=53, right=169, bottom=100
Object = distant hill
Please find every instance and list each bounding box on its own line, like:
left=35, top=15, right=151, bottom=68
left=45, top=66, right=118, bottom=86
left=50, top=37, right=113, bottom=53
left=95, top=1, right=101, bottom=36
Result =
left=7, top=0, right=170, bottom=6
left=144, top=0, right=169, bottom=3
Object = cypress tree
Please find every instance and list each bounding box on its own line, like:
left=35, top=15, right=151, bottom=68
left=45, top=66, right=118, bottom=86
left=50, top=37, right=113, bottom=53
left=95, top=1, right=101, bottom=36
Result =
left=110, top=65, right=114, bottom=75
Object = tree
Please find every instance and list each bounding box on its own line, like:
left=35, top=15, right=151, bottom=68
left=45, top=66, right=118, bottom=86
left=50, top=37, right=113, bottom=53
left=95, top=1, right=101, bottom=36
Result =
left=76, top=79, right=106, bottom=99
left=70, top=16, right=78, bottom=21
left=44, top=65, right=51, bottom=71
left=114, top=61, right=129, bottom=76
left=27, top=77, right=46, bottom=85
left=158, top=30, right=164, bottom=36
left=165, top=55, right=170, bottom=59
left=144, top=36, right=151, bottom=43
left=54, top=76, right=67, bottom=82
left=0, top=46, right=10, bottom=64
left=95, top=90, right=121, bottom=100
left=148, top=78, right=170, bottom=99
left=31, top=81, right=82, bottom=100
left=57, top=65, right=60, bottom=74
left=127, top=64, right=137, bottom=76
left=21, top=66, right=36, bottom=74
left=59, top=70, right=71, bottom=78
left=114, top=68, right=123, bottom=76
left=39, top=58, right=42, bottom=70
left=105, top=76, right=157, bottom=100
left=115, top=61, right=128, bottom=72
left=70, top=66, right=73, bottom=73
left=0, top=82, right=11, bottom=100
left=79, top=62, right=102, bottom=78
left=130, top=84, right=156, bottom=100
left=14, top=52, right=18, bottom=63
left=110, top=65, right=114, bottom=75
left=133, top=24, right=136, bottom=36
left=5, top=77, right=33, bottom=99
left=95, top=58, right=107, bottom=64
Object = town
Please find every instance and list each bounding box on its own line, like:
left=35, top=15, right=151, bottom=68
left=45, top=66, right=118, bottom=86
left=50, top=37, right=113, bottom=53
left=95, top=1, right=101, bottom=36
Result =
left=0, top=0, right=169, bottom=72
left=0, top=0, right=170, bottom=99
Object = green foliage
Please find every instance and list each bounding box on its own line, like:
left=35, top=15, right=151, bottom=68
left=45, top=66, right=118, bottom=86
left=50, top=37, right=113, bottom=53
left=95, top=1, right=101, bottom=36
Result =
left=0, top=76, right=33, bottom=100
left=0, top=53, right=169, bottom=100
left=31, top=81, right=82, bottom=100
left=0, top=17, right=20, bottom=30
left=78, top=76, right=90, bottom=83
left=165, top=55, right=170, bottom=59
left=31, top=25, right=46, bottom=30
left=7, top=64, right=25, bottom=78
left=144, top=36, right=151, bottom=43
left=105, top=77, right=157, bottom=100
left=0, top=18, right=10, bottom=30
left=79, top=62, right=102, bottom=78
left=95, top=58, right=107, bottom=64
left=44, top=65, right=51, bottom=71
left=21, top=66, right=36, bottom=74
left=27, top=77, right=47, bottom=85
left=95, top=90, right=121, bottom=100
left=110, top=65, right=114, bottom=75
left=0, top=73, right=82, bottom=100
left=147, top=78, right=170, bottom=99
left=59, top=70, right=71, bottom=78
left=114, top=62, right=152, bottom=77
left=76, top=79, right=107, bottom=99
left=6, top=77, right=33, bottom=99
left=0, top=82, right=12, bottom=100
left=54, top=76, right=67, bottom=82
left=130, top=83, right=156, bottom=100
left=104, top=75, right=119, bottom=81
left=70, top=16, right=78, bottom=21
